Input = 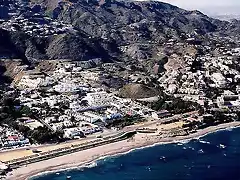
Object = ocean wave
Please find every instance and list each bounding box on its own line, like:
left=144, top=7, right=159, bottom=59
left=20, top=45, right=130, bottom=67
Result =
left=173, top=139, right=191, bottom=144
left=226, top=127, right=233, bottom=131
left=83, top=161, right=98, bottom=169
left=29, top=160, right=100, bottom=179
left=193, top=136, right=201, bottom=140
left=198, top=140, right=211, bottom=144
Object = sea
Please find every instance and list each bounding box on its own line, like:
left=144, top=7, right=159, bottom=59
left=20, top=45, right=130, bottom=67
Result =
left=32, top=127, right=240, bottom=180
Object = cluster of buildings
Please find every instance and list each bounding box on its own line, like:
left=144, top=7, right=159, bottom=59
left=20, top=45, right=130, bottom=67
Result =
left=0, top=16, right=75, bottom=37
left=12, top=61, right=155, bottom=139
left=0, top=126, right=30, bottom=150
left=217, top=91, right=240, bottom=109
left=0, top=0, right=75, bottom=37
left=159, top=43, right=240, bottom=110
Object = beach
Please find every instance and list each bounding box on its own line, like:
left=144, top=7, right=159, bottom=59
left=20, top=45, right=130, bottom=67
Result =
left=5, top=121, right=240, bottom=180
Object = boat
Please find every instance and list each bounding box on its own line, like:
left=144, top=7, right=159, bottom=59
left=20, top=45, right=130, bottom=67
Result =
left=66, top=176, right=71, bottom=179
left=219, top=144, right=226, bottom=149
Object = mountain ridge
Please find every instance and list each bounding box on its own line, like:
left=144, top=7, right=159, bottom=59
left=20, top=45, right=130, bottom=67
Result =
left=0, top=0, right=239, bottom=65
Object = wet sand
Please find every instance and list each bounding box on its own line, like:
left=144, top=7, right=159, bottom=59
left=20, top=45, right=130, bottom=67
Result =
left=6, top=121, right=240, bottom=180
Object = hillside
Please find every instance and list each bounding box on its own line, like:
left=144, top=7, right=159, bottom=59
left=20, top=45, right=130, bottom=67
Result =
left=0, top=0, right=239, bottom=65
left=119, top=83, right=160, bottom=99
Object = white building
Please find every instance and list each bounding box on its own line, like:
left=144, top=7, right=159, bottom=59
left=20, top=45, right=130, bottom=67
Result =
left=58, top=115, right=70, bottom=122
left=18, top=75, right=43, bottom=89
left=217, top=95, right=240, bottom=108
left=64, top=127, right=83, bottom=139
left=83, top=112, right=105, bottom=123
left=83, top=92, right=113, bottom=107
left=69, top=101, right=81, bottom=111
left=211, top=73, right=226, bottom=88
left=45, top=117, right=57, bottom=124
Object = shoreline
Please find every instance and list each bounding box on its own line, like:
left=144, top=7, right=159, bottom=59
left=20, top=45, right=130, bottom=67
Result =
left=6, top=121, right=240, bottom=180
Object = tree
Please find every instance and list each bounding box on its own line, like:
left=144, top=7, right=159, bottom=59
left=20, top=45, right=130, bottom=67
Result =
left=2, top=97, right=14, bottom=107
left=17, top=125, right=31, bottom=137
left=30, top=126, right=63, bottom=144
left=20, top=106, right=31, bottom=116
left=70, top=116, right=76, bottom=123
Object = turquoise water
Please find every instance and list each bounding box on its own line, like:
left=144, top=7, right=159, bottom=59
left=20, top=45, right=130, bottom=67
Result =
left=33, top=127, right=240, bottom=180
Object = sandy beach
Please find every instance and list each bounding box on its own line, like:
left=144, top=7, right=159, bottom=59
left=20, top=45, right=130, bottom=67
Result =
left=5, top=121, right=240, bottom=180
left=0, top=130, right=117, bottom=162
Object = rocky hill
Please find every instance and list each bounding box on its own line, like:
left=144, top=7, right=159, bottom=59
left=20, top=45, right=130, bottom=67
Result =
left=119, top=83, right=160, bottom=99
left=0, top=0, right=239, bottom=64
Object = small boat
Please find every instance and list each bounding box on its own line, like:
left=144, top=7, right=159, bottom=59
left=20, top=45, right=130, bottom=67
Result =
left=66, top=176, right=71, bottom=179
left=160, top=156, right=165, bottom=160
left=198, top=149, right=204, bottom=154
left=219, top=144, right=226, bottom=149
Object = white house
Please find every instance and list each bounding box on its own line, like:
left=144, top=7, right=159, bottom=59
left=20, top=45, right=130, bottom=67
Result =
left=211, top=73, right=226, bottom=88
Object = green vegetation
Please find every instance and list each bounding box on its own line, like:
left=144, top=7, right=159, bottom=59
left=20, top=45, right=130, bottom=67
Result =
left=200, top=112, right=236, bottom=129
left=152, top=94, right=202, bottom=114
left=0, top=89, right=63, bottom=144
left=30, top=126, right=63, bottom=144
left=0, top=92, right=22, bottom=126
left=183, top=110, right=238, bottom=131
